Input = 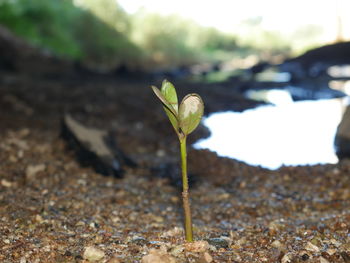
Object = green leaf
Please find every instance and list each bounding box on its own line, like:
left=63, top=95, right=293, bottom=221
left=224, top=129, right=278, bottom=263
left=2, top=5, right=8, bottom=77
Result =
left=150, top=85, right=177, bottom=117
left=150, top=85, right=179, bottom=133
left=163, top=105, right=179, bottom=133
left=178, top=94, right=204, bottom=136
left=161, top=80, right=178, bottom=113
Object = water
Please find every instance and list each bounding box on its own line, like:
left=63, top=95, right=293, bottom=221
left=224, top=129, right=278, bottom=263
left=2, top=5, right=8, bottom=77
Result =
left=195, top=94, right=345, bottom=170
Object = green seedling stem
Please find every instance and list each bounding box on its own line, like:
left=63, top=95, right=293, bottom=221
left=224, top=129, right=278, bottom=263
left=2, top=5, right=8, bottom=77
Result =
left=180, top=136, right=193, bottom=241
left=151, top=80, right=204, bottom=242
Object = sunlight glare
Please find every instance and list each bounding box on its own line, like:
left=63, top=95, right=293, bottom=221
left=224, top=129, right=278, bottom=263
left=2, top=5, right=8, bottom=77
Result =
left=195, top=98, right=344, bottom=169
left=118, top=0, right=350, bottom=41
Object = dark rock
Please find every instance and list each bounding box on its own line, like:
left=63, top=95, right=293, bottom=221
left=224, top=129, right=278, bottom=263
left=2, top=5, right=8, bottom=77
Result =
left=335, top=106, right=350, bottom=159
left=61, top=114, right=136, bottom=177
left=280, top=41, right=350, bottom=79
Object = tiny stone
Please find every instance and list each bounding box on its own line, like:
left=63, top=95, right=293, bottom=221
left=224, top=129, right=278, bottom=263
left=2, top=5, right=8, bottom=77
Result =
left=185, top=240, right=209, bottom=253
left=330, top=239, right=342, bottom=247
left=26, top=164, right=46, bottom=179
left=131, top=236, right=149, bottom=246
left=83, top=246, right=105, bottom=262
left=152, top=215, right=164, bottom=223
left=1, top=179, right=12, bottom=188
left=271, top=240, right=285, bottom=250
left=9, top=155, right=17, bottom=162
left=35, top=214, right=44, bottom=223
left=305, top=241, right=320, bottom=252
left=319, top=257, right=330, bottom=263
left=170, top=245, right=184, bottom=257
left=235, top=237, right=247, bottom=247
left=111, top=216, right=121, bottom=223
left=107, top=256, right=121, bottom=263
left=162, top=227, right=183, bottom=238
left=231, top=252, right=242, bottom=262
left=207, top=237, right=230, bottom=248
left=301, top=253, right=309, bottom=261
left=198, top=252, right=213, bottom=263
left=156, top=149, right=165, bottom=157
left=18, top=150, right=24, bottom=158
left=281, top=253, right=292, bottom=263
left=141, top=246, right=176, bottom=263
left=326, top=248, right=337, bottom=255
left=170, top=196, right=179, bottom=203
left=75, top=221, right=85, bottom=226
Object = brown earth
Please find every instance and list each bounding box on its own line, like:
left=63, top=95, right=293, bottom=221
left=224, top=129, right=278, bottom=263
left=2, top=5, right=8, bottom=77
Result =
left=1, top=31, right=350, bottom=262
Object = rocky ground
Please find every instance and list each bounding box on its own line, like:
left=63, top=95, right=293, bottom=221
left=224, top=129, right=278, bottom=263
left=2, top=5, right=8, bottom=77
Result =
left=1, top=31, right=350, bottom=262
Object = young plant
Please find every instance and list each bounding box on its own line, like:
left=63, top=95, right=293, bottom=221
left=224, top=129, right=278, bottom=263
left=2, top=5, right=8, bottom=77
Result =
left=151, top=80, right=204, bottom=242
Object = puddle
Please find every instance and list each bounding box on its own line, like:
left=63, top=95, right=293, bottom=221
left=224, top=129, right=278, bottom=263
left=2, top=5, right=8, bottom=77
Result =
left=195, top=95, right=345, bottom=170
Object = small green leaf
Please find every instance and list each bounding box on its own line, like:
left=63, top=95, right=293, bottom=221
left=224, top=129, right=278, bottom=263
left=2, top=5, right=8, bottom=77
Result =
left=150, top=86, right=177, bottom=117
left=161, top=80, right=178, bottom=113
left=178, top=94, right=204, bottom=136
left=163, top=105, right=179, bottom=133
left=150, top=85, right=179, bottom=133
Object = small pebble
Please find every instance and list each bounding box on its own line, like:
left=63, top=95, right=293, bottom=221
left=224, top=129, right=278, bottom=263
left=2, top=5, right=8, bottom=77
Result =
left=198, top=252, right=213, bottom=263
left=107, top=255, right=121, bottom=263
left=170, top=245, right=184, bottom=257
left=185, top=240, right=209, bottom=253
left=141, top=246, right=176, bottom=263
left=281, top=253, right=292, bottom=263
left=161, top=227, right=183, bottom=237
left=1, top=179, right=12, bottom=188
left=26, top=164, right=46, bottom=179
left=207, top=237, right=230, bottom=248
left=319, top=257, right=330, bottom=263
left=271, top=240, right=285, bottom=250
left=83, top=246, right=105, bottom=262
left=305, top=241, right=320, bottom=252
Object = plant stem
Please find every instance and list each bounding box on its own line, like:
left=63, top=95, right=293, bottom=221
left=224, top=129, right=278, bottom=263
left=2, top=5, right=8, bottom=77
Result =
left=179, top=136, right=193, bottom=242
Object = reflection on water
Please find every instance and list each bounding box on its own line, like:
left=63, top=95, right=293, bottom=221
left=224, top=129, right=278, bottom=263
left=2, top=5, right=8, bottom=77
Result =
left=195, top=96, right=345, bottom=170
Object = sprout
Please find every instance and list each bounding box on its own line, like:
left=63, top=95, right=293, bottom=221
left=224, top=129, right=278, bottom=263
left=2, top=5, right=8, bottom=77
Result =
left=151, top=80, right=204, bottom=242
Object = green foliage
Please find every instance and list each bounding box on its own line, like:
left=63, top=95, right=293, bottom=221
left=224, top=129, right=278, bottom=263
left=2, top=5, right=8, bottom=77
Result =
left=151, top=80, right=204, bottom=138
left=73, top=10, right=142, bottom=68
left=131, top=13, right=200, bottom=68
left=194, top=27, right=238, bottom=52
left=75, top=0, right=131, bottom=34
left=0, top=0, right=141, bottom=68
left=0, top=0, right=82, bottom=58
left=178, top=94, right=204, bottom=136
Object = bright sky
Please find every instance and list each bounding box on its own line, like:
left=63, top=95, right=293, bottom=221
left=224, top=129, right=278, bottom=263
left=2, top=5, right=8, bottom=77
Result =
left=118, top=0, right=350, bottom=41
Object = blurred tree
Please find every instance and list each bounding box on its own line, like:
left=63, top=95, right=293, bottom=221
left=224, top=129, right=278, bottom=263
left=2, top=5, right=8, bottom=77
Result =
left=74, top=10, right=142, bottom=69
left=74, top=0, right=130, bottom=34
left=0, top=0, right=142, bottom=69
left=0, top=0, right=82, bottom=57
left=131, top=12, right=199, bottom=68
left=197, top=27, right=238, bottom=52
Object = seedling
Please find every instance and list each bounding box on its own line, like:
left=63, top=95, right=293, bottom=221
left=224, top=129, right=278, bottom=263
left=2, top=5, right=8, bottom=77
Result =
left=151, top=80, right=204, bottom=242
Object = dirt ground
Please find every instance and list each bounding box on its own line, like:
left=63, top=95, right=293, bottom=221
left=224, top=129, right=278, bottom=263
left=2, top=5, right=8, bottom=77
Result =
left=1, top=57, right=350, bottom=263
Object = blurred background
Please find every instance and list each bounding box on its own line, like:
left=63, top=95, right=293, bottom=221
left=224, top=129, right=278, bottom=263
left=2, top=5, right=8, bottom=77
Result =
left=1, top=0, right=349, bottom=71
left=2, top=0, right=350, bottom=169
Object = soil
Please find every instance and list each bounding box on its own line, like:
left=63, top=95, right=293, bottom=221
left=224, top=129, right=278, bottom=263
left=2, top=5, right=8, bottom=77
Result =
left=1, top=37, right=350, bottom=262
